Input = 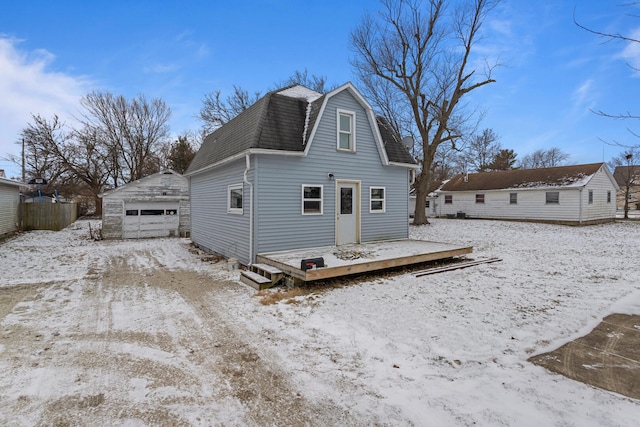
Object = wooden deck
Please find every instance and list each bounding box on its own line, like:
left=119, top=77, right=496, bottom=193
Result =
left=255, top=239, right=473, bottom=282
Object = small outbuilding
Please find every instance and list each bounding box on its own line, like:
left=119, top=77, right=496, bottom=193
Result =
left=0, top=175, right=22, bottom=238
left=99, top=169, right=190, bottom=239
left=435, top=163, right=619, bottom=225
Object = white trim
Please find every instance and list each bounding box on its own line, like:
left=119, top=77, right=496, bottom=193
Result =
left=336, top=109, right=356, bottom=152
left=228, top=183, right=244, bottom=214
left=369, top=186, right=386, bottom=213
left=303, top=82, right=390, bottom=166
left=335, top=179, right=361, bottom=245
left=301, top=184, right=323, bottom=215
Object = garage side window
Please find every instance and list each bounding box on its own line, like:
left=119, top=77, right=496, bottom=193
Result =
left=125, top=209, right=138, bottom=216
left=228, top=184, right=243, bottom=214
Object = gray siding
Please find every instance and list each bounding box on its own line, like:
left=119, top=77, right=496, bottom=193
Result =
left=254, top=90, right=409, bottom=255
left=0, top=183, right=20, bottom=236
left=101, top=171, right=190, bottom=239
left=190, top=159, right=252, bottom=265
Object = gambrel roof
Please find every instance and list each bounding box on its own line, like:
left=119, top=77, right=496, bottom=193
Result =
left=186, top=83, right=415, bottom=175
left=439, top=163, right=617, bottom=192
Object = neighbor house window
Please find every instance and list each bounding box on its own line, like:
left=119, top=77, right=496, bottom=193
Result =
left=546, top=191, right=559, bottom=204
left=337, top=110, right=355, bottom=152
left=607, top=191, right=611, bottom=203
left=302, top=185, right=323, bottom=215
left=444, top=195, right=453, bottom=204
left=425, top=200, right=430, bottom=208
left=588, top=190, right=593, bottom=204
left=228, top=184, right=243, bottom=214
left=510, top=193, right=517, bottom=205
left=475, top=194, right=485, bottom=204
left=370, top=187, right=386, bottom=213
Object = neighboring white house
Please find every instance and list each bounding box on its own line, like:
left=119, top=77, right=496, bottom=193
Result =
left=0, top=176, right=22, bottom=238
left=434, top=163, right=618, bottom=225
left=409, top=190, right=438, bottom=218
left=185, top=83, right=417, bottom=266
left=99, top=170, right=190, bottom=239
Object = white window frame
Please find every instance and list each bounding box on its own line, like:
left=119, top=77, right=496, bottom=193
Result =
left=475, top=194, right=485, bottom=204
left=369, top=187, right=386, bottom=213
left=227, top=183, right=243, bottom=214
left=509, top=192, right=517, bottom=205
left=302, top=184, right=323, bottom=215
left=337, top=109, right=356, bottom=152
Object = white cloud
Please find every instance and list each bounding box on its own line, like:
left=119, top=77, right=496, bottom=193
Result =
left=618, top=27, right=640, bottom=76
left=572, top=79, right=594, bottom=107
left=0, top=37, right=92, bottom=175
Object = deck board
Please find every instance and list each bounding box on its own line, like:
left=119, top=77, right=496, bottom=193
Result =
left=256, top=239, right=473, bottom=282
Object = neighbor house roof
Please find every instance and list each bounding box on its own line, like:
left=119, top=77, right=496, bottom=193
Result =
left=612, top=165, right=640, bottom=187
left=0, top=177, right=23, bottom=188
left=186, top=83, right=415, bottom=175
left=98, top=169, right=184, bottom=198
left=439, top=163, right=610, bottom=192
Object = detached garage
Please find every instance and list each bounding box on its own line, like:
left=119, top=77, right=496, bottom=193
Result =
left=100, top=170, right=190, bottom=239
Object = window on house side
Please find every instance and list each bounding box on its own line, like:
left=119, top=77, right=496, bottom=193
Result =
left=607, top=191, right=611, bottom=203
left=302, top=185, right=323, bottom=215
left=475, top=194, right=485, bottom=204
left=228, top=184, right=243, bottom=214
left=337, top=110, right=355, bottom=152
left=444, top=195, right=453, bottom=204
left=546, top=191, right=559, bottom=204
left=425, top=200, right=430, bottom=208
left=588, top=190, right=593, bottom=204
left=510, top=193, right=517, bottom=205
left=370, top=187, right=385, bottom=213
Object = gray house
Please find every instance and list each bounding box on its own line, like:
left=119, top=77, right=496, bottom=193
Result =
left=185, top=83, right=417, bottom=265
left=0, top=175, right=22, bottom=238
left=99, top=169, right=190, bottom=239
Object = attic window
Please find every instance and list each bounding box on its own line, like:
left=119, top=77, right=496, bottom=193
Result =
left=337, top=110, right=355, bottom=152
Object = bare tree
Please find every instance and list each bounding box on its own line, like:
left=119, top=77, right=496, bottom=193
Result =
left=519, top=147, right=569, bottom=169
left=198, top=70, right=333, bottom=137
left=575, top=4, right=640, bottom=149
left=198, top=85, right=261, bottom=136
left=79, top=92, right=171, bottom=185
left=351, top=0, right=499, bottom=224
left=459, top=128, right=501, bottom=172
left=609, top=149, right=640, bottom=218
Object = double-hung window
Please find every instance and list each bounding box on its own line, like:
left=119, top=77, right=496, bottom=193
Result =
left=302, top=185, right=323, bottom=215
left=337, top=110, right=355, bottom=152
left=475, top=194, right=485, bottom=204
left=370, top=187, right=385, bottom=213
left=546, top=191, right=559, bottom=204
left=588, top=190, right=594, bottom=204
left=228, top=184, right=243, bottom=214
left=510, top=192, right=517, bottom=205
left=444, top=195, right=453, bottom=204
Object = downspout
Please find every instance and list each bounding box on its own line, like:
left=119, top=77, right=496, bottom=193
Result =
left=244, top=154, right=254, bottom=265
left=579, top=188, right=583, bottom=225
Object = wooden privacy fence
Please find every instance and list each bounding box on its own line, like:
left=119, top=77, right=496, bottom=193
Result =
left=21, top=202, right=78, bottom=231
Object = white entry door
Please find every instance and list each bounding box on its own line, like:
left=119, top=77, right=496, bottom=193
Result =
left=336, top=182, right=359, bottom=245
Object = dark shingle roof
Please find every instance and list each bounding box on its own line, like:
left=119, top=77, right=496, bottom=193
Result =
left=186, top=84, right=416, bottom=175
left=440, top=163, right=606, bottom=192
left=613, top=165, right=640, bottom=186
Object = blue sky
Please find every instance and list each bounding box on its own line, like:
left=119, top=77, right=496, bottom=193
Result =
left=1, top=0, right=639, bottom=179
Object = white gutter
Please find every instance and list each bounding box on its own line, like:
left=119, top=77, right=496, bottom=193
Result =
left=243, top=154, right=254, bottom=265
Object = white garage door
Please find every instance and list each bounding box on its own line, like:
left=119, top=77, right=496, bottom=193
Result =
left=123, top=202, right=180, bottom=239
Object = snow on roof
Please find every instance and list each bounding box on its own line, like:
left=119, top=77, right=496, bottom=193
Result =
left=277, top=85, right=322, bottom=102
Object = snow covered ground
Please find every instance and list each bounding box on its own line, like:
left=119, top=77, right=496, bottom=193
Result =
left=0, top=218, right=639, bottom=426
